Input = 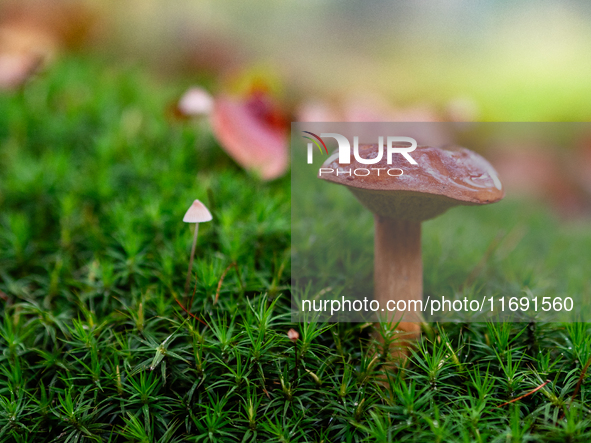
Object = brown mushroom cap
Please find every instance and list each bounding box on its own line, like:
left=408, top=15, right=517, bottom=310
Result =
left=319, top=144, right=504, bottom=221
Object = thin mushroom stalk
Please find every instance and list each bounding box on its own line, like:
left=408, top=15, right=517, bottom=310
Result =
left=183, top=199, right=213, bottom=299
left=184, top=223, right=200, bottom=297
left=374, top=216, right=422, bottom=338
left=319, top=144, right=504, bottom=350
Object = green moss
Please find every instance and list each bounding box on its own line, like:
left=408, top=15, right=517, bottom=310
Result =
left=1, top=56, right=590, bottom=442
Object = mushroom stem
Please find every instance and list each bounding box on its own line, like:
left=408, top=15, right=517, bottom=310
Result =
left=184, top=223, right=200, bottom=298
left=374, top=215, right=422, bottom=338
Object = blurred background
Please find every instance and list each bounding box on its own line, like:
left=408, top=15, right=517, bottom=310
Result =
left=2, top=0, right=591, bottom=216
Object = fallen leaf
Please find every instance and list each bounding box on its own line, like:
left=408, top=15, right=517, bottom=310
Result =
left=0, top=52, right=41, bottom=89
left=490, top=145, right=589, bottom=216
left=210, top=91, right=289, bottom=180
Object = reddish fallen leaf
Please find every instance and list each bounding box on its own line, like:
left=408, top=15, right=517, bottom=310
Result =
left=0, top=1, right=95, bottom=49
left=0, top=52, right=42, bottom=90
left=572, top=136, right=591, bottom=198
left=0, top=19, right=57, bottom=90
left=490, top=146, right=588, bottom=216
left=210, top=91, right=289, bottom=180
left=0, top=1, right=96, bottom=90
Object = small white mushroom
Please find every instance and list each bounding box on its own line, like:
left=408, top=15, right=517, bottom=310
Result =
left=177, top=87, right=214, bottom=117
left=183, top=199, right=212, bottom=297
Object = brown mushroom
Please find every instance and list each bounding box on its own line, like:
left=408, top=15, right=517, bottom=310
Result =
left=318, top=144, right=504, bottom=345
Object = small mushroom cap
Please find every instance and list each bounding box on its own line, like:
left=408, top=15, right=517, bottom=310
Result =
left=177, top=87, right=213, bottom=117
left=319, top=145, right=504, bottom=221
left=287, top=328, right=299, bottom=343
left=183, top=199, right=212, bottom=223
